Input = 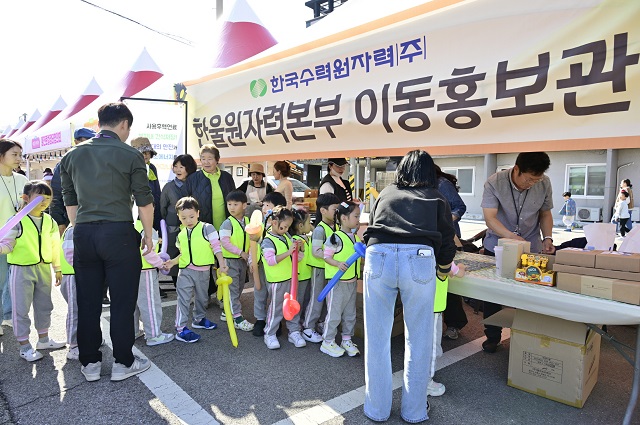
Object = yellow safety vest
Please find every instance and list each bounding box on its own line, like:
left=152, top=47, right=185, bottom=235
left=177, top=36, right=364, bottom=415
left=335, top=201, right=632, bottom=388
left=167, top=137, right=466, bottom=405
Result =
left=434, top=276, right=448, bottom=313
left=221, top=216, right=249, bottom=259
left=262, top=233, right=292, bottom=283
left=307, top=221, right=334, bottom=268
left=292, top=234, right=312, bottom=281
left=60, top=226, right=74, bottom=275
left=135, top=221, right=159, bottom=270
left=8, top=214, right=55, bottom=266
left=324, top=231, right=361, bottom=281
left=177, top=222, right=215, bottom=268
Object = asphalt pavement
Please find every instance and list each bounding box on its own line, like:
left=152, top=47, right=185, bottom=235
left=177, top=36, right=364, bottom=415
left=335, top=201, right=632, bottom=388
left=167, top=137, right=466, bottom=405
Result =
left=0, top=221, right=637, bottom=425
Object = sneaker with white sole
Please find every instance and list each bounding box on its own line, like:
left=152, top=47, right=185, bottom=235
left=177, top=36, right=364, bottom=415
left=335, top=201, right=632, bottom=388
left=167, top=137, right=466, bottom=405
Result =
left=288, top=331, right=307, bottom=348
left=176, top=327, right=200, bottom=343
left=220, top=312, right=226, bottom=321
left=111, top=355, right=151, bottom=381
left=302, top=328, right=323, bottom=343
left=264, top=334, right=280, bottom=350
left=20, top=347, right=43, bottom=362
left=443, top=327, right=459, bottom=340
left=36, top=338, right=66, bottom=350
left=340, top=340, right=360, bottom=357
left=320, top=341, right=345, bottom=357
left=146, top=333, right=175, bottom=346
left=2, top=319, right=12, bottom=327
left=234, top=319, right=254, bottom=332
left=81, top=361, right=102, bottom=382
left=192, top=318, right=217, bottom=330
left=67, top=346, right=79, bottom=360
left=428, top=379, right=446, bottom=397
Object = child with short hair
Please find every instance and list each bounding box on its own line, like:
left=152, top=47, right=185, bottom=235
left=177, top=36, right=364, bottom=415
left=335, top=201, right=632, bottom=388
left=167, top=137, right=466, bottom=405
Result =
left=321, top=201, right=361, bottom=357
left=163, top=197, right=228, bottom=343
left=252, top=191, right=287, bottom=337
left=614, top=191, right=631, bottom=237
left=0, top=181, right=64, bottom=361
left=302, top=193, right=341, bottom=343
left=559, top=191, right=576, bottom=232
left=261, top=206, right=302, bottom=349
left=133, top=221, right=174, bottom=346
left=219, top=190, right=253, bottom=331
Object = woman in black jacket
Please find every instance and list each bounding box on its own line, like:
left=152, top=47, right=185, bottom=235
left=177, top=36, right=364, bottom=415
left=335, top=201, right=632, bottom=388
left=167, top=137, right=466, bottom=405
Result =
left=363, top=150, right=456, bottom=423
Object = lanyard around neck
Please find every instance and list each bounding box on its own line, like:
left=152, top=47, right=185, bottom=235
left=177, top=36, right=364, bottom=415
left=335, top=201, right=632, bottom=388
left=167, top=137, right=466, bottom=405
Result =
left=509, top=175, right=529, bottom=235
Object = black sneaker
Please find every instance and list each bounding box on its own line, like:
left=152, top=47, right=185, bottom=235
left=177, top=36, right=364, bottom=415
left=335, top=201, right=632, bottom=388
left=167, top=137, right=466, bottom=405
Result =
left=482, top=339, right=500, bottom=353
left=252, top=320, right=266, bottom=337
left=102, top=297, right=110, bottom=308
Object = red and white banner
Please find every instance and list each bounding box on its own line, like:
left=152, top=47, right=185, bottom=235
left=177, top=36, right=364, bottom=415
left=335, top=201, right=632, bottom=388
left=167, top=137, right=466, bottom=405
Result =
left=185, top=0, right=640, bottom=161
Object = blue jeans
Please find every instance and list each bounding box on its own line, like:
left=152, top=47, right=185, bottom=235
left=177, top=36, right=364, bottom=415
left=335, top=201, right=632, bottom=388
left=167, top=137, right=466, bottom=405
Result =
left=0, top=255, right=11, bottom=321
left=363, top=243, right=435, bottom=423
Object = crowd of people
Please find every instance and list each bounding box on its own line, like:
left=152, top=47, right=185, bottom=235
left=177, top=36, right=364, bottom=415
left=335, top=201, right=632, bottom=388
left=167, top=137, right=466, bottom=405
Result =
left=0, top=101, right=635, bottom=422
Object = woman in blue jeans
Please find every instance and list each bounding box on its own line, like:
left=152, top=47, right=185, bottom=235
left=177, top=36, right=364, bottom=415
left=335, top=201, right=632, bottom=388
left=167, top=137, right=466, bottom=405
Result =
left=363, top=150, right=457, bottom=423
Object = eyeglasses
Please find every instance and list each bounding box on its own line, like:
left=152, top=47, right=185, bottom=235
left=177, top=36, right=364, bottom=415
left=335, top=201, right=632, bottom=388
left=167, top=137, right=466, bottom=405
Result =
left=521, top=173, right=544, bottom=185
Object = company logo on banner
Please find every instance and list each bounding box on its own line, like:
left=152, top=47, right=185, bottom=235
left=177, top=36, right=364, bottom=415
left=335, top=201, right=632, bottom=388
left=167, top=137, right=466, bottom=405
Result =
left=123, top=99, right=186, bottom=187
left=186, top=0, right=640, bottom=161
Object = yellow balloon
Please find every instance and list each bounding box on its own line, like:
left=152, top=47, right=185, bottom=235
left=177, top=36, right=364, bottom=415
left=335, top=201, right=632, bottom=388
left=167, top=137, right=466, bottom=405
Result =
left=217, top=270, right=238, bottom=348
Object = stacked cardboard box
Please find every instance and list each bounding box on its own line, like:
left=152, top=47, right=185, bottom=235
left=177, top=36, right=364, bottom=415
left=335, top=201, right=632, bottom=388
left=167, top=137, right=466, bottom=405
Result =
left=553, top=248, right=640, bottom=305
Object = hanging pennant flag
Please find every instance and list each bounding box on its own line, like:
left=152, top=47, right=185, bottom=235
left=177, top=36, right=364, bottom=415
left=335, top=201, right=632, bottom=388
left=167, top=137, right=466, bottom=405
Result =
left=61, top=77, right=103, bottom=120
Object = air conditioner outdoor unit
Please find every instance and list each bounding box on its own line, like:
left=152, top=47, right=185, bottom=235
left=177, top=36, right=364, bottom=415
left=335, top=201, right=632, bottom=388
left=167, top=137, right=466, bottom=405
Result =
left=577, top=207, right=601, bottom=222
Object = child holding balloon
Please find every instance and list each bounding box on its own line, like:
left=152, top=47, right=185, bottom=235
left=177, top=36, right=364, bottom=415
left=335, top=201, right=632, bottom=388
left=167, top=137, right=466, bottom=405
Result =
left=302, top=193, right=341, bottom=344
left=321, top=201, right=362, bottom=358
left=288, top=209, right=313, bottom=343
left=260, top=206, right=304, bottom=349
left=163, top=197, right=228, bottom=343
left=0, top=181, right=64, bottom=361
left=133, top=220, right=174, bottom=346
left=219, top=190, right=254, bottom=332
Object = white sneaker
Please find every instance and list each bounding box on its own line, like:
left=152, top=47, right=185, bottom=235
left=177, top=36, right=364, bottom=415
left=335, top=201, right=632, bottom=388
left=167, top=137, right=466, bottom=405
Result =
left=234, top=319, right=254, bottom=332
left=302, top=328, right=323, bottom=343
left=146, top=333, right=175, bottom=346
left=288, top=331, right=307, bottom=348
left=36, top=338, right=66, bottom=350
left=428, top=379, right=446, bottom=397
left=111, top=355, right=151, bottom=381
left=220, top=312, right=227, bottom=321
left=320, top=341, right=345, bottom=358
left=264, top=334, right=280, bottom=350
left=81, top=361, right=102, bottom=382
left=2, top=319, right=12, bottom=327
left=340, top=340, right=360, bottom=357
left=20, top=347, right=43, bottom=362
left=67, top=346, right=79, bottom=360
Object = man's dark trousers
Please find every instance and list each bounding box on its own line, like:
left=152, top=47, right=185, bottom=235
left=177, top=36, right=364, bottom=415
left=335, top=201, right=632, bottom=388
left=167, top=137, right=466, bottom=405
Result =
left=74, top=222, right=141, bottom=367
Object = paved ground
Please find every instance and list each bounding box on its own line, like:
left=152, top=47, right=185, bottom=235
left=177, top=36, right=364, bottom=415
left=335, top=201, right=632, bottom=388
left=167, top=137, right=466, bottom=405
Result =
left=0, top=221, right=637, bottom=425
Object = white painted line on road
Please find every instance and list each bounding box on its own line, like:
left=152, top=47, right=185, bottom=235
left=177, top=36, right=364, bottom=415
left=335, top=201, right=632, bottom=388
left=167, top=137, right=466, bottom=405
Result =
left=100, top=315, right=219, bottom=425
left=271, top=330, right=511, bottom=425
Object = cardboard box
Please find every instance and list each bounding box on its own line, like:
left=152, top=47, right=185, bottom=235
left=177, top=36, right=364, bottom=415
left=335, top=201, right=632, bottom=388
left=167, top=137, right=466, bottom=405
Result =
left=555, top=248, right=603, bottom=268
left=498, top=239, right=531, bottom=279
left=556, top=272, right=640, bottom=305
left=595, top=251, right=640, bottom=273
left=553, top=263, right=640, bottom=282
left=485, top=309, right=601, bottom=408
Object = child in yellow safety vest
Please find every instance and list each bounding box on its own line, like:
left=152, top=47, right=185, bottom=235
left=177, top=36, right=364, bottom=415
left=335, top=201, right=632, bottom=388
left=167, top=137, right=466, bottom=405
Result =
left=260, top=206, right=303, bottom=350
left=303, top=193, right=341, bottom=344
left=287, top=209, right=313, bottom=347
left=219, top=190, right=253, bottom=332
left=0, top=181, right=63, bottom=362
left=321, top=201, right=362, bottom=358
left=162, top=197, right=228, bottom=343
left=133, top=220, right=174, bottom=346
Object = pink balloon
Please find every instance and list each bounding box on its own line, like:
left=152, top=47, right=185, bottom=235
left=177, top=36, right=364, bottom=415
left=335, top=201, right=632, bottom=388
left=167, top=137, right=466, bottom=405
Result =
left=0, top=196, right=44, bottom=240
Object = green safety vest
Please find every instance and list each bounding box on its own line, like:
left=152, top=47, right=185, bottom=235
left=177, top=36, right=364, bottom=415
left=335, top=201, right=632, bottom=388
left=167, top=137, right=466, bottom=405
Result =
left=221, top=216, right=249, bottom=259
left=60, top=226, right=74, bottom=275
left=262, top=233, right=292, bottom=283
left=434, top=276, right=448, bottom=313
left=135, top=221, right=159, bottom=270
left=8, top=214, right=55, bottom=266
left=307, top=221, right=335, bottom=268
left=177, top=222, right=215, bottom=268
left=292, top=234, right=312, bottom=281
left=324, top=231, right=361, bottom=281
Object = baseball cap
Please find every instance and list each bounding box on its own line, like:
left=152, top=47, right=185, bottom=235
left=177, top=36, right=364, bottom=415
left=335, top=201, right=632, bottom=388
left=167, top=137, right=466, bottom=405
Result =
left=74, top=127, right=96, bottom=140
